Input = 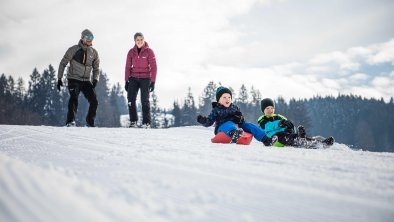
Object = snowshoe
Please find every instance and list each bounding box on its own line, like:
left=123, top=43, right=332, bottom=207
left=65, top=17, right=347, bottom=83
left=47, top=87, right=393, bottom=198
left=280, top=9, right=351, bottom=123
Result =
left=65, top=121, right=76, bottom=127
left=128, top=121, right=137, bottom=128
left=142, top=123, right=151, bottom=129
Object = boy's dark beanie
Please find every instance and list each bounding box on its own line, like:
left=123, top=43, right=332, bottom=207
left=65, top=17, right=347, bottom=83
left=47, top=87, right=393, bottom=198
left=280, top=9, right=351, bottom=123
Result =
left=216, top=86, right=232, bottom=101
left=261, top=98, right=275, bottom=112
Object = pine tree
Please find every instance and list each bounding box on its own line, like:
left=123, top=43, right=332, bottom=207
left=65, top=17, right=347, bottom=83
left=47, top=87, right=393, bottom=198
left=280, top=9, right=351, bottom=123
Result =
left=199, top=81, right=217, bottom=115
left=182, top=88, right=197, bottom=126
left=150, top=91, right=160, bottom=128
left=162, top=109, right=170, bottom=128
left=235, top=84, right=249, bottom=120
left=250, top=86, right=262, bottom=122
left=41, top=65, right=64, bottom=125
left=0, top=74, right=9, bottom=123
left=15, top=77, right=26, bottom=104
left=115, top=82, right=128, bottom=114
left=94, top=71, right=113, bottom=127
left=108, top=85, right=122, bottom=127
left=172, top=101, right=182, bottom=127
left=26, top=68, right=45, bottom=124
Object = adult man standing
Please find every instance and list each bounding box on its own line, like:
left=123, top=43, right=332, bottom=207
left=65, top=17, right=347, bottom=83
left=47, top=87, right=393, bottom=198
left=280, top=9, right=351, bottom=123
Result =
left=57, top=29, right=100, bottom=127
left=124, top=32, right=157, bottom=128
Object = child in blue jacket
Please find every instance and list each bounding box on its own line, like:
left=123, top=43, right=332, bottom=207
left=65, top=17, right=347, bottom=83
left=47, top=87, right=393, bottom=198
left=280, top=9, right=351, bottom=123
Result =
left=197, top=86, right=272, bottom=145
left=258, top=98, right=334, bottom=147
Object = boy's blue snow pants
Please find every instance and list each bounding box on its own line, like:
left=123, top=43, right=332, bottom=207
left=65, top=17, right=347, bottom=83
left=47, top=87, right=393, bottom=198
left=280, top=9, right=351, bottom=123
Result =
left=217, top=121, right=266, bottom=141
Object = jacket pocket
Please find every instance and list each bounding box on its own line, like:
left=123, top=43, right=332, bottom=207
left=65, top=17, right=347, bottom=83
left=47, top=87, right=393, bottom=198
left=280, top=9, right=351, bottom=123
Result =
left=84, top=66, right=92, bottom=78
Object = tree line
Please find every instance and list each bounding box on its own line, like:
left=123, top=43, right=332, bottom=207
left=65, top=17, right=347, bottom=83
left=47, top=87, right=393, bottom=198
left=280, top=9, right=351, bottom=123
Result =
left=1, top=66, right=393, bottom=152
left=0, top=65, right=127, bottom=127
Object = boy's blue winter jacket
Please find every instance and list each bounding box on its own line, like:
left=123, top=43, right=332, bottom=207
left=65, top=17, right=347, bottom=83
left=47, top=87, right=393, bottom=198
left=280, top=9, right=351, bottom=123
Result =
left=202, top=102, right=243, bottom=134
left=257, top=114, right=287, bottom=138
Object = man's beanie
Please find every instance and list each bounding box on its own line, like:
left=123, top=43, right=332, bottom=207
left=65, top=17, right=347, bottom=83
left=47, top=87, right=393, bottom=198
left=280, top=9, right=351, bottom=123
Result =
left=261, top=98, right=275, bottom=112
left=81, top=29, right=93, bottom=38
left=134, top=32, right=144, bottom=41
left=216, top=86, right=232, bottom=101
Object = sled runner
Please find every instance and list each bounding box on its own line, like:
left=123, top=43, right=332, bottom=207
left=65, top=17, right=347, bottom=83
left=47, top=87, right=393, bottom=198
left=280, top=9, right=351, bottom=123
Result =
left=211, top=132, right=253, bottom=145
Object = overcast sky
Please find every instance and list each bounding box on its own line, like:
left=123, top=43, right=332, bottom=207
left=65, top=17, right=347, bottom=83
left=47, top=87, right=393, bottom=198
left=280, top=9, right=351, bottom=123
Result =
left=1, top=0, right=393, bottom=108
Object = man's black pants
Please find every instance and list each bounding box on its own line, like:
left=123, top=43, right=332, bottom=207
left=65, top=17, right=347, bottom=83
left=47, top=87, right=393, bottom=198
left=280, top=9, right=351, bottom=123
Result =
left=66, top=79, right=98, bottom=125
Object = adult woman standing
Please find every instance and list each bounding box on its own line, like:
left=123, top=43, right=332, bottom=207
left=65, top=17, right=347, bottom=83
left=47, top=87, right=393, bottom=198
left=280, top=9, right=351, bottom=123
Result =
left=124, top=32, right=157, bottom=128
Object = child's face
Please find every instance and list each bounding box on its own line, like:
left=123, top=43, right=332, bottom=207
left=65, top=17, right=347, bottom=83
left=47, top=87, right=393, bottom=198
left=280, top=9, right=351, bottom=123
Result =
left=264, top=106, right=275, bottom=116
left=218, top=93, right=232, bottom=107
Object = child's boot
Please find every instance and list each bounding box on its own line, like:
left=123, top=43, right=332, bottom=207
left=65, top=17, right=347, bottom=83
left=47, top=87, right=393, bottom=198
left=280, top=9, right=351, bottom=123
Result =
left=297, top=125, right=306, bottom=138
left=229, top=128, right=243, bottom=143
left=322, top=136, right=335, bottom=146
left=261, top=135, right=274, bottom=146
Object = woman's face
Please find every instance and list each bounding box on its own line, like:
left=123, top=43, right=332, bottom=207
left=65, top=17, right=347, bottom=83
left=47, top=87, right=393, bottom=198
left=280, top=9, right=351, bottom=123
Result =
left=135, top=36, right=145, bottom=48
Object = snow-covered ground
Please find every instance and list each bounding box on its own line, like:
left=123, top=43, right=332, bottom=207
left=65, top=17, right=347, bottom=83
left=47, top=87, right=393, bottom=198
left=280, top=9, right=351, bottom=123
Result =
left=0, top=125, right=393, bottom=222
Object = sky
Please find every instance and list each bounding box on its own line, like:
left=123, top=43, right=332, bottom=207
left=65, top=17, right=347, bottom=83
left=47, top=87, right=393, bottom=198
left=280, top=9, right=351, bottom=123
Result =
left=0, top=0, right=393, bottom=108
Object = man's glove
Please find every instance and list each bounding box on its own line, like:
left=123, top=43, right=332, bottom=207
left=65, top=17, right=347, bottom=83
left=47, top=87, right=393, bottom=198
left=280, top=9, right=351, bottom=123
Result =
left=197, top=115, right=208, bottom=124
left=57, top=79, right=63, bottom=91
left=233, top=111, right=245, bottom=124
left=125, top=81, right=129, bottom=91
left=92, top=79, right=98, bottom=88
left=279, top=119, right=294, bottom=130
left=149, top=82, right=155, bottom=92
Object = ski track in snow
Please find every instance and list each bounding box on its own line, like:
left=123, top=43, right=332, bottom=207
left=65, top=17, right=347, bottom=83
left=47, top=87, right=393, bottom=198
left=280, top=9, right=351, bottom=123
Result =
left=0, top=125, right=394, bottom=222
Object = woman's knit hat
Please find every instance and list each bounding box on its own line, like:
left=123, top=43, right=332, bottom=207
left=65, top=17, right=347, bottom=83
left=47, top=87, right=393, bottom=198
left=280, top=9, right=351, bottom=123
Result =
left=261, top=98, right=275, bottom=112
left=216, top=86, right=232, bottom=101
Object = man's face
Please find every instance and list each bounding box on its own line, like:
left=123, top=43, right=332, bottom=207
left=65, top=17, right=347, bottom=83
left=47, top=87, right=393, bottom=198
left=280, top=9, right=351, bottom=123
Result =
left=82, top=35, right=94, bottom=46
left=135, top=36, right=145, bottom=48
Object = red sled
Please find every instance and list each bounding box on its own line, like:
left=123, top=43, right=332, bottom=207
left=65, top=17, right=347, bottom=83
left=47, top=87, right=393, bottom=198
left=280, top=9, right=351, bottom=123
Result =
left=211, top=132, right=253, bottom=145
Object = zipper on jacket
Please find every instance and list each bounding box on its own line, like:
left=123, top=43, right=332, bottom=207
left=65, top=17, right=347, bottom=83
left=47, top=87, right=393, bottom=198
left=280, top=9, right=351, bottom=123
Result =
left=83, top=50, right=87, bottom=65
left=83, top=50, right=87, bottom=77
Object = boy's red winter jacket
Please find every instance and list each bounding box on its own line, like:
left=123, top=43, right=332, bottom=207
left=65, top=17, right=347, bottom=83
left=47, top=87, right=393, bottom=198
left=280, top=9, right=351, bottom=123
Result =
left=124, top=42, right=157, bottom=82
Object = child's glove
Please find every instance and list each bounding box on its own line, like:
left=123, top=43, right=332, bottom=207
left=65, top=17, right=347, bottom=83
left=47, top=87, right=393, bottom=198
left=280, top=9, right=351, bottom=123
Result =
left=197, top=115, right=208, bottom=124
left=279, top=119, right=294, bottom=130
left=233, top=111, right=244, bottom=124
left=262, top=135, right=273, bottom=146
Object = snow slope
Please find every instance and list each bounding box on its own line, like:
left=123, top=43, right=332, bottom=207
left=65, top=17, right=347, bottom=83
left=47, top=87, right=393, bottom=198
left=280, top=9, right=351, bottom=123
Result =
left=0, top=125, right=393, bottom=222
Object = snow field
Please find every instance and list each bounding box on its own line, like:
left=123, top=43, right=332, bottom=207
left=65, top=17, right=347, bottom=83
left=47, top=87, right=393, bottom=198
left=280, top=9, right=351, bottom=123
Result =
left=1, top=125, right=393, bottom=222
